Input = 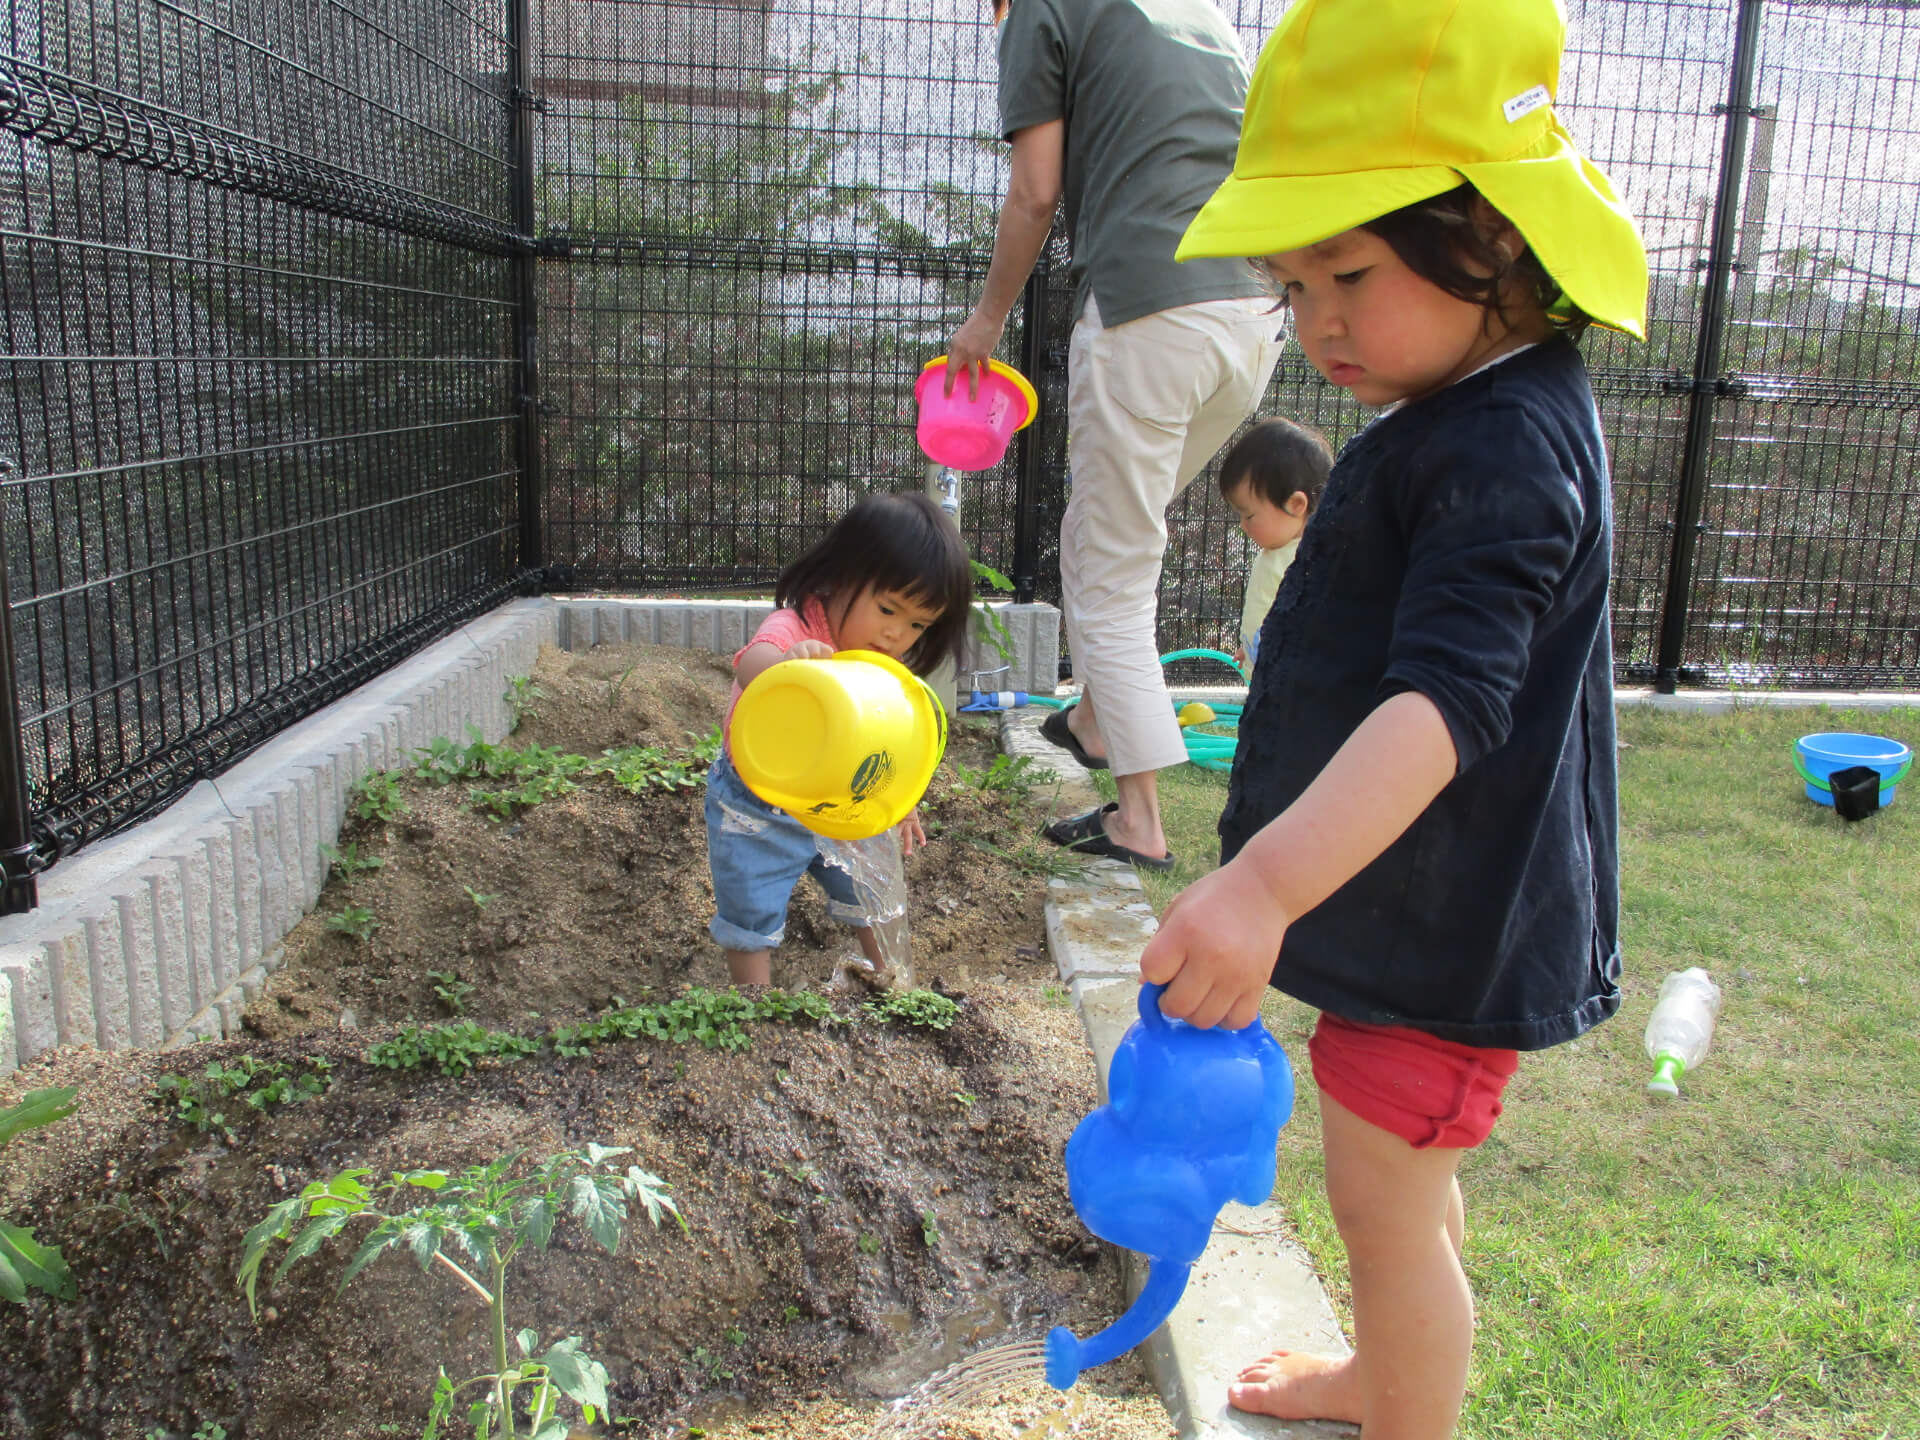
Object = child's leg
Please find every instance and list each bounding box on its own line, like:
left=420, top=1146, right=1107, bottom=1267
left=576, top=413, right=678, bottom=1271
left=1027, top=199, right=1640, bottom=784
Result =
left=1233, top=1013, right=1517, bottom=1435
left=706, top=754, right=810, bottom=987
left=1228, top=1092, right=1470, bottom=1435
left=724, top=948, right=772, bottom=985
left=852, top=926, right=885, bottom=970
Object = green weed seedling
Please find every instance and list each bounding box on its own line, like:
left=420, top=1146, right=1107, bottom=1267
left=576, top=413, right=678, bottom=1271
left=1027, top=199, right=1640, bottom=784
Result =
left=548, top=988, right=838, bottom=1059
left=964, top=833, right=1091, bottom=882
left=462, top=884, right=497, bottom=910
left=1042, top=981, right=1071, bottom=1007
left=1, top=1087, right=79, bottom=1304
left=954, top=753, right=1039, bottom=799
left=144, top=1424, right=225, bottom=1440
left=152, top=1057, right=332, bottom=1142
left=367, top=1021, right=542, bottom=1077
left=319, top=841, right=385, bottom=881
left=143, top=1424, right=225, bottom=1440
left=592, top=744, right=701, bottom=796
left=603, top=662, right=638, bottom=712
left=503, top=674, right=544, bottom=730
left=968, top=558, right=1017, bottom=666
left=921, top=1211, right=940, bottom=1247
left=419, top=733, right=720, bottom=808
left=327, top=904, right=378, bottom=943
left=241, top=1143, right=685, bottom=1440
left=467, top=773, right=575, bottom=820
left=349, top=769, right=408, bottom=824
left=427, top=970, right=476, bottom=1015
left=951, top=1091, right=976, bottom=1110
left=689, top=725, right=723, bottom=766
left=92, top=1192, right=179, bottom=1260
left=691, top=1345, right=734, bottom=1382
left=413, top=730, right=488, bottom=786
left=856, top=1233, right=881, bottom=1256
left=862, top=988, right=959, bottom=1032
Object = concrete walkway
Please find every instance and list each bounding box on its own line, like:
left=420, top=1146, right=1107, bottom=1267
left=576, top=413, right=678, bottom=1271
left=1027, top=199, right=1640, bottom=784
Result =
left=1000, top=708, right=1355, bottom=1439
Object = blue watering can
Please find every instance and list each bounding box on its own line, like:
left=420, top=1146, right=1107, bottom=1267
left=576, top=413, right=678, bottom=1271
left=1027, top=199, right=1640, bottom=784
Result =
left=1044, top=982, right=1294, bottom=1389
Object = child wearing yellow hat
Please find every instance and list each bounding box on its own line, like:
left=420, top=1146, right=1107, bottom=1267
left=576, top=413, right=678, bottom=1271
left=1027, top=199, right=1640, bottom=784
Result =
left=1140, top=0, right=1647, bottom=1433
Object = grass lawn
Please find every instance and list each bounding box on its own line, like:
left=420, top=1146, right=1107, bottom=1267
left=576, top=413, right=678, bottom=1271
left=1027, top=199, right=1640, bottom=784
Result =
left=1107, top=704, right=1920, bottom=1439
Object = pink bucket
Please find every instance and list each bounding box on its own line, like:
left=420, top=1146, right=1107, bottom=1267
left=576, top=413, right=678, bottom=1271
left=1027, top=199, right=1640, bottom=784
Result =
left=914, top=358, right=1038, bottom=470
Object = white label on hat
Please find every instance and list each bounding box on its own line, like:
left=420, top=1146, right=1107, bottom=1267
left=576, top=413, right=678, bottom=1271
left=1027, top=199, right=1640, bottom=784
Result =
left=1503, top=84, right=1550, bottom=123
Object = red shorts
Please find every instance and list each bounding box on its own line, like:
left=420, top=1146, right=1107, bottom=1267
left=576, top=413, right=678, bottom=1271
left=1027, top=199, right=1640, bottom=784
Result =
left=1308, top=1011, right=1520, bottom=1150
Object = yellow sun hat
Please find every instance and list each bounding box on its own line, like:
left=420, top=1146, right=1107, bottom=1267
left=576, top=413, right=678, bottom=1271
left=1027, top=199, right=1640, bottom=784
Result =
left=1176, top=0, right=1648, bottom=339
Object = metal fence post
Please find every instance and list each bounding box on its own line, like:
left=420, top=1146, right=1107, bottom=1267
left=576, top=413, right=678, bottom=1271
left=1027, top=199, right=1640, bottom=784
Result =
left=1653, top=0, right=1765, bottom=693
left=508, top=0, right=545, bottom=579
left=0, top=457, right=40, bottom=915
left=1011, top=256, right=1052, bottom=605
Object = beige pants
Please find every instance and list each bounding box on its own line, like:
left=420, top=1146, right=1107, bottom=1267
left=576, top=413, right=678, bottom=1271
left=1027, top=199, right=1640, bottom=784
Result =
left=1062, top=294, right=1285, bottom=776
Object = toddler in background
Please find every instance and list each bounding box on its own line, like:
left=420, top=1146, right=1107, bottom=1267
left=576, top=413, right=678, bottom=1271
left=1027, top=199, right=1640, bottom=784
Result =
left=1217, top=418, right=1333, bottom=671
left=708, top=492, right=972, bottom=988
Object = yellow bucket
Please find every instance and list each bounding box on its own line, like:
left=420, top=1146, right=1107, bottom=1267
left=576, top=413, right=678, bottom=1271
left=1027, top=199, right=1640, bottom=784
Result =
left=729, top=649, right=949, bottom=840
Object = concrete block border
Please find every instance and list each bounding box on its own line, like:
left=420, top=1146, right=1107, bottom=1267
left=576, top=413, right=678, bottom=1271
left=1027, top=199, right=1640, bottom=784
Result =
left=550, top=596, right=1062, bottom=696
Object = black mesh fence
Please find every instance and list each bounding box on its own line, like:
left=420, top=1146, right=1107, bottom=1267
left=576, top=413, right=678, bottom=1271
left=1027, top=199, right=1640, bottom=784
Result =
left=4, top=0, right=1919, bottom=891
left=1672, top=0, right=1920, bottom=684
left=522, top=0, right=1920, bottom=689
left=529, top=0, right=1021, bottom=590
left=0, top=0, right=522, bottom=869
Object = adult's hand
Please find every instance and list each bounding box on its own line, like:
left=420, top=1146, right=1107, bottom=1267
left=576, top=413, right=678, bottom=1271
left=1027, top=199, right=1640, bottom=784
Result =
left=944, top=119, right=1062, bottom=400
left=1138, top=857, right=1290, bottom=1031
left=945, top=312, right=1006, bottom=400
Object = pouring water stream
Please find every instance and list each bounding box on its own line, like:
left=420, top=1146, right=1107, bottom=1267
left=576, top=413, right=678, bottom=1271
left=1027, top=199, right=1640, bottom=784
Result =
left=815, top=829, right=913, bottom=984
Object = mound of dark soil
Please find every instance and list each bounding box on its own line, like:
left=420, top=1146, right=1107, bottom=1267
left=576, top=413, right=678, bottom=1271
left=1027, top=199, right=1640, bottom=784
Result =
left=0, top=643, right=1175, bottom=1440
left=1, top=999, right=1149, bottom=1440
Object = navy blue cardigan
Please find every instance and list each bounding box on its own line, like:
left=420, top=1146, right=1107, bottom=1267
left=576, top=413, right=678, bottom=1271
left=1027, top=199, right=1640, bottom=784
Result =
left=1220, top=337, right=1622, bottom=1051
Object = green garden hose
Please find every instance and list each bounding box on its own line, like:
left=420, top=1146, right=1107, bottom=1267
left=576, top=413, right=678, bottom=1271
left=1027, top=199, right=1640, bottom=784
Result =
left=1028, top=649, right=1249, bottom=770
left=1159, top=649, right=1248, bottom=772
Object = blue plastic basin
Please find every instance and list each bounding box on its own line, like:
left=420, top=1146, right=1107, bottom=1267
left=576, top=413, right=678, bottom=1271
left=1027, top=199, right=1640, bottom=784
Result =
left=1794, top=732, right=1912, bottom=808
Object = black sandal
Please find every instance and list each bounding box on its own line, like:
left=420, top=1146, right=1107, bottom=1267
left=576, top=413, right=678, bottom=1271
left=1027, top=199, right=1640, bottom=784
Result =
left=1042, top=803, right=1176, bottom=871
left=1039, top=705, right=1109, bottom=771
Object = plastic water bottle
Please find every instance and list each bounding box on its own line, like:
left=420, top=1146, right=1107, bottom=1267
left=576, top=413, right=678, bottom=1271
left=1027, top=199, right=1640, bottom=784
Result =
left=1644, top=968, right=1722, bottom=1096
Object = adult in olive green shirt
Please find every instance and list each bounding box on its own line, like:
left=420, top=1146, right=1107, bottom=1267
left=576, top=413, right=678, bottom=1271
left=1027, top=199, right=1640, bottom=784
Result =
left=948, top=0, right=1283, bottom=869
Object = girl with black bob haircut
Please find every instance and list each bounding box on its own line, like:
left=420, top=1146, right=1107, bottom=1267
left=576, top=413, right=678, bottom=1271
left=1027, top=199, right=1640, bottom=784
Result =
left=772, top=491, right=974, bottom=678
left=706, top=490, right=973, bottom=990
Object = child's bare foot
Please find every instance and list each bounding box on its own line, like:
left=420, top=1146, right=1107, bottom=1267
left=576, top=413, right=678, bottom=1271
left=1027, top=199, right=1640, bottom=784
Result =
left=831, top=956, right=897, bottom=994
left=1227, top=1350, right=1363, bottom=1423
